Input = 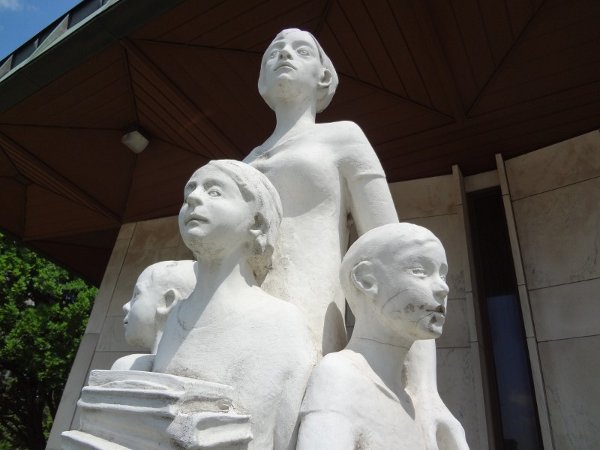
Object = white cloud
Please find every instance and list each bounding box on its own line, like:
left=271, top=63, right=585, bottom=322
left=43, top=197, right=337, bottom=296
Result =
left=0, top=0, right=24, bottom=11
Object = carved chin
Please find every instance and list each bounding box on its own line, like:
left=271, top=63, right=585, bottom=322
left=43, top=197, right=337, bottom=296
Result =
left=424, top=315, right=445, bottom=338
left=413, top=314, right=444, bottom=340
left=262, top=81, right=314, bottom=107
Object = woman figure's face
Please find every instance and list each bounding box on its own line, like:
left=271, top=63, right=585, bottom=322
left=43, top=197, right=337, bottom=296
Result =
left=259, top=29, right=327, bottom=108
left=178, top=165, right=255, bottom=257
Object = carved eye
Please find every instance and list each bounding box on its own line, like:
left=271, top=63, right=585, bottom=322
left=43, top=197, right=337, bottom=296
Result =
left=297, top=47, right=310, bottom=56
left=409, top=267, right=427, bottom=277
left=207, top=188, right=222, bottom=197
left=268, top=49, right=278, bottom=59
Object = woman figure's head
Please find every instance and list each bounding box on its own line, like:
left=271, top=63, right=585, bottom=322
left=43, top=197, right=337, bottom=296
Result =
left=179, top=160, right=282, bottom=282
left=258, top=28, right=339, bottom=113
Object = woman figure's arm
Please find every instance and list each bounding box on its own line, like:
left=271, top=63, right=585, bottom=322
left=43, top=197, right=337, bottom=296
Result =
left=336, top=121, right=398, bottom=232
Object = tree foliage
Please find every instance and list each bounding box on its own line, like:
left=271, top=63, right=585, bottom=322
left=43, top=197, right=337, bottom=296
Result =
left=0, top=232, right=96, bottom=449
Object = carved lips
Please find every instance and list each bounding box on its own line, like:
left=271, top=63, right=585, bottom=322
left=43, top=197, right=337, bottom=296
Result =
left=274, top=62, right=296, bottom=71
left=185, top=213, right=209, bottom=225
left=426, top=304, right=446, bottom=317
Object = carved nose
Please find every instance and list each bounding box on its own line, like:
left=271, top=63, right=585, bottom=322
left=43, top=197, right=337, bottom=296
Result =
left=434, top=279, right=449, bottom=301
left=279, top=48, right=292, bottom=59
left=186, top=189, right=203, bottom=206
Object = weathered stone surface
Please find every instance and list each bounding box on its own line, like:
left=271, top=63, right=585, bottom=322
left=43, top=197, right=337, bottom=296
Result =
left=513, top=177, right=600, bottom=289
left=506, top=130, right=600, bottom=199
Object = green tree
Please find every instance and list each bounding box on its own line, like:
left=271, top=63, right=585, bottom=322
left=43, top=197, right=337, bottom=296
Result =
left=0, top=232, right=96, bottom=449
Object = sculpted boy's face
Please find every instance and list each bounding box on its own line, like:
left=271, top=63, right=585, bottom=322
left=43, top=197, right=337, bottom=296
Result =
left=259, top=29, right=326, bottom=106
left=179, top=165, right=255, bottom=255
left=123, top=270, right=159, bottom=350
left=373, top=239, right=449, bottom=340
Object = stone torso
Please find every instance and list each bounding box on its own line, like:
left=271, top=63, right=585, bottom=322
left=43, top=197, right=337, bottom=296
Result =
left=154, top=287, right=316, bottom=450
left=245, top=122, right=383, bottom=354
left=300, top=350, right=424, bottom=449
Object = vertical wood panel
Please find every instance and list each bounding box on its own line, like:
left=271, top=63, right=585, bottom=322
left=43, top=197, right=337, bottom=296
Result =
left=338, top=0, right=406, bottom=97
left=451, top=0, right=496, bottom=88
left=315, top=22, right=357, bottom=78
left=478, top=0, right=514, bottom=64
left=425, top=0, right=479, bottom=109
left=325, top=1, right=381, bottom=86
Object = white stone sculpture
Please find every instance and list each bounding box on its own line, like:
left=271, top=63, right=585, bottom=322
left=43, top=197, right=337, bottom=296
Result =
left=297, top=223, right=468, bottom=450
left=153, top=160, right=317, bottom=450
left=245, top=28, right=467, bottom=448
left=63, top=27, right=471, bottom=450
left=110, top=260, right=196, bottom=371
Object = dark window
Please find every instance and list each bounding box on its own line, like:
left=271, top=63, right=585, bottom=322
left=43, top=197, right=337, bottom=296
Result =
left=468, top=187, right=542, bottom=450
left=69, top=0, right=104, bottom=27
left=12, top=39, right=36, bottom=66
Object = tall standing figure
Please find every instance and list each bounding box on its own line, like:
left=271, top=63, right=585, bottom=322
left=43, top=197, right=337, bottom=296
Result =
left=245, top=28, right=397, bottom=353
left=245, top=28, right=468, bottom=449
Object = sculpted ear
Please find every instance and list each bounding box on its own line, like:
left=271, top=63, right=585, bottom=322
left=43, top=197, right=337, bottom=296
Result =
left=318, top=68, right=332, bottom=90
left=156, top=288, right=179, bottom=319
left=249, top=213, right=269, bottom=254
left=350, top=260, right=378, bottom=298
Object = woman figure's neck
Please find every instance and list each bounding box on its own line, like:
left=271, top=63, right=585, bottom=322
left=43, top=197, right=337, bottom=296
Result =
left=265, top=100, right=317, bottom=148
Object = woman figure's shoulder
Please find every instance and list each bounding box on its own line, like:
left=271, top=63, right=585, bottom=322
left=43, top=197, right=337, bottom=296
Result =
left=317, top=120, right=368, bottom=144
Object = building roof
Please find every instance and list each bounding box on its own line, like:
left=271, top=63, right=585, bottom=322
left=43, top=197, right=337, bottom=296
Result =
left=1, top=0, right=599, bottom=283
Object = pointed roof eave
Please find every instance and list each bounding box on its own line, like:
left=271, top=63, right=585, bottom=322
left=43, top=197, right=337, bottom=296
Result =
left=0, top=0, right=186, bottom=113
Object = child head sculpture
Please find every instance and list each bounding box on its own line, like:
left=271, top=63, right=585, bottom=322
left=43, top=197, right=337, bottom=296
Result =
left=340, top=223, right=449, bottom=341
left=258, top=28, right=339, bottom=113
left=178, top=160, right=282, bottom=283
left=123, top=260, right=196, bottom=351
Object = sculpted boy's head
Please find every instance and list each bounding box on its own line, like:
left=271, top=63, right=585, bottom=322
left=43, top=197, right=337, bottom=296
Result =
left=258, top=28, right=339, bottom=113
left=178, top=160, right=282, bottom=282
left=123, top=260, right=196, bottom=350
left=340, top=223, right=449, bottom=340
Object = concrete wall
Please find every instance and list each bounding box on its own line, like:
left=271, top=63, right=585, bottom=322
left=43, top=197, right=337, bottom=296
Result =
left=503, top=131, right=600, bottom=450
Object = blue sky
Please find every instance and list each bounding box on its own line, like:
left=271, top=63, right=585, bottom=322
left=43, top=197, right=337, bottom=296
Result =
left=0, top=0, right=82, bottom=61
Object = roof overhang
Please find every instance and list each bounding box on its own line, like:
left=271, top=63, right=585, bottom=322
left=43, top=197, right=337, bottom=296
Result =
left=1, top=0, right=599, bottom=283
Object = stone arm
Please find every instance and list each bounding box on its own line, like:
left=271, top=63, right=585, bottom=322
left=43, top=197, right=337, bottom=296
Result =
left=273, top=364, right=315, bottom=450
left=404, top=340, right=469, bottom=450
left=110, top=353, right=154, bottom=371
left=337, top=121, right=399, bottom=234
left=273, top=320, right=319, bottom=450
left=297, top=411, right=356, bottom=450
left=296, top=355, right=360, bottom=450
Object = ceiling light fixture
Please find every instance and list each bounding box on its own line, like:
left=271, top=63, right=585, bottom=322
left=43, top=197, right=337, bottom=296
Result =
left=121, top=130, right=149, bottom=154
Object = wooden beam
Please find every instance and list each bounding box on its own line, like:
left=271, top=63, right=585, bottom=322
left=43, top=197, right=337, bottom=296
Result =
left=0, top=131, right=121, bottom=223
left=412, top=0, right=467, bottom=123
left=121, top=38, right=241, bottom=159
